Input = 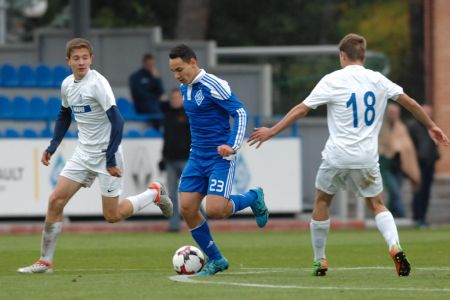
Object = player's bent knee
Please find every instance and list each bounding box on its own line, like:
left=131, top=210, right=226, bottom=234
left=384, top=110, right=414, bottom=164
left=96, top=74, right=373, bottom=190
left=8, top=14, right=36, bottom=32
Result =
left=103, top=214, right=121, bottom=223
left=205, top=207, right=227, bottom=219
left=180, top=205, right=197, bottom=218
left=48, top=196, right=67, bottom=213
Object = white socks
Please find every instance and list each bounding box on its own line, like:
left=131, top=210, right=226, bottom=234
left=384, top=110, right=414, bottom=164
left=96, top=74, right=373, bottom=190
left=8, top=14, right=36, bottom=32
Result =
left=310, top=219, right=330, bottom=261
left=40, top=222, right=63, bottom=263
left=375, top=211, right=399, bottom=249
left=127, top=189, right=158, bottom=214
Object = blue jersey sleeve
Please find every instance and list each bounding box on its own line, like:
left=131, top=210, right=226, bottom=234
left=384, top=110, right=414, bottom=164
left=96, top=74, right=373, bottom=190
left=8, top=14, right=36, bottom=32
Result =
left=212, top=93, right=248, bottom=151
left=46, top=106, right=72, bottom=154
left=105, top=105, right=124, bottom=168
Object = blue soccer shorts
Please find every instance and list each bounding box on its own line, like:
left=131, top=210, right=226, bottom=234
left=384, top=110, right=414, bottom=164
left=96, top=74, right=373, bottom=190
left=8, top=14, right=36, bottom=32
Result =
left=179, top=151, right=236, bottom=199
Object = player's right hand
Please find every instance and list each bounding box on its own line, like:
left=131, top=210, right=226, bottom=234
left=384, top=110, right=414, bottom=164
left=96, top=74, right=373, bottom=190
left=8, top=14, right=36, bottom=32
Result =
left=247, top=127, right=274, bottom=149
left=41, top=151, right=52, bottom=166
left=107, top=166, right=122, bottom=177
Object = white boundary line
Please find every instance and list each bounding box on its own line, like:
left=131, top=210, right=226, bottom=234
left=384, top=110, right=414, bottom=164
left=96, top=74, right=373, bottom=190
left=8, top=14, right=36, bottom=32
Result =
left=168, top=267, right=450, bottom=292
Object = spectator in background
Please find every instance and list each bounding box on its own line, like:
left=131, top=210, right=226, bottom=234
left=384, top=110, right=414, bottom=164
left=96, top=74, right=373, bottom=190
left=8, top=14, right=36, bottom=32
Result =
left=160, top=88, right=191, bottom=232
left=406, top=104, right=440, bottom=228
left=129, top=53, right=165, bottom=128
left=380, top=102, right=420, bottom=218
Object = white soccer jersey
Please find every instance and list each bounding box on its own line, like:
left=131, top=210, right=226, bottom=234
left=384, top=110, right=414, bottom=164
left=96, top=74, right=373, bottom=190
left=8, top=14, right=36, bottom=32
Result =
left=61, top=70, right=116, bottom=156
left=303, top=65, right=403, bottom=168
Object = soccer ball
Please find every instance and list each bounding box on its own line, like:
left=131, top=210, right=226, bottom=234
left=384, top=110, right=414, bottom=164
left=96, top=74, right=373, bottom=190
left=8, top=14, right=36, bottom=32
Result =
left=172, top=245, right=205, bottom=275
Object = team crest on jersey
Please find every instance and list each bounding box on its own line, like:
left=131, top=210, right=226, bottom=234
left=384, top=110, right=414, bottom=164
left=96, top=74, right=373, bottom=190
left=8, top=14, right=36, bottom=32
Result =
left=194, top=90, right=204, bottom=106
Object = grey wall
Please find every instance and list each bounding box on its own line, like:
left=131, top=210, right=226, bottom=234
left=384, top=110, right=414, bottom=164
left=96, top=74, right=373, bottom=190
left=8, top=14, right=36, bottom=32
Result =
left=298, top=118, right=329, bottom=210
left=210, top=64, right=272, bottom=116
left=35, top=27, right=163, bottom=86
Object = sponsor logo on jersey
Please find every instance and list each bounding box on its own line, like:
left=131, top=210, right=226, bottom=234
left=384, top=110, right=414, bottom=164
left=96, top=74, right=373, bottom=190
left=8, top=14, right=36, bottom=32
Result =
left=194, top=90, right=204, bottom=106
left=71, top=105, right=92, bottom=113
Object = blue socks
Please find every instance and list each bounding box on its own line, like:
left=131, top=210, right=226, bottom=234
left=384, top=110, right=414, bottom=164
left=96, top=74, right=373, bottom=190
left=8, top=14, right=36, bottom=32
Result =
left=190, top=190, right=258, bottom=260
left=230, top=190, right=257, bottom=214
left=191, top=220, right=222, bottom=260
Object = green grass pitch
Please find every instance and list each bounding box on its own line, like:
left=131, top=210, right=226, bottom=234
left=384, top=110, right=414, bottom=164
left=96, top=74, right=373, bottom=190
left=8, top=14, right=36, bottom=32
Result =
left=1, top=228, right=449, bottom=299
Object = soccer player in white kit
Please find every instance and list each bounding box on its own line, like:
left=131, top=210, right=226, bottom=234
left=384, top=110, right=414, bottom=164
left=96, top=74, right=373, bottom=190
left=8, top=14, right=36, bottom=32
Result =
left=248, top=33, right=449, bottom=277
left=17, top=38, right=173, bottom=274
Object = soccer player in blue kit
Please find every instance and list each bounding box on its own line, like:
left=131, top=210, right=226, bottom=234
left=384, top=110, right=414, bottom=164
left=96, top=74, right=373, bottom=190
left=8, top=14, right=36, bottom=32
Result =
left=169, top=44, right=269, bottom=276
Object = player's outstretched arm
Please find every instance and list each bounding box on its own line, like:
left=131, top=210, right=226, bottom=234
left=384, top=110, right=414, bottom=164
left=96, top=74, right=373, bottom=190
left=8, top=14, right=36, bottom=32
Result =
left=397, top=94, right=449, bottom=146
left=427, top=127, right=450, bottom=146
left=248, top=102, right=310, bottom=148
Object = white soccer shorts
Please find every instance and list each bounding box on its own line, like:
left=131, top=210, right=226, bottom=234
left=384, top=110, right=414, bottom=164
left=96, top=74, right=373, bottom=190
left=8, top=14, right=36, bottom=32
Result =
left=315, top=160, right=383, bottom=198
left=60, top=147, right=124, bottom=197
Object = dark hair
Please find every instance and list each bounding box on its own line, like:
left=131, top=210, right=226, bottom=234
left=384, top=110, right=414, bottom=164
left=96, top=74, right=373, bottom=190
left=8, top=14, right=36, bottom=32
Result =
left=66, top=38, right=93, bottom=58
left=169, top=44, right=197, bottom=62
left=338, top=33, right=366, bottom=61
left=142, top=53, right=154, bottom=63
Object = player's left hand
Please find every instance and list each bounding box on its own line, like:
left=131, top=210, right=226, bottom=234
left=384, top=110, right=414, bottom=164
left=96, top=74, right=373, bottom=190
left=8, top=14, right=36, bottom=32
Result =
left=248, top=127, right=274, bottom=148
left=217, top=145, right=235, bottom=157
left=429, top=126, right=450, bottom=146
left=107, top=166, right=122, bottom=177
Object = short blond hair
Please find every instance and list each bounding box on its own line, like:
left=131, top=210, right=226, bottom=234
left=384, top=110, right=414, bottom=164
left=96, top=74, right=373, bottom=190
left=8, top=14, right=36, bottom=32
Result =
left=65, top=38, right=93, bottom=58
left=338, top=33, right=366, bottom=61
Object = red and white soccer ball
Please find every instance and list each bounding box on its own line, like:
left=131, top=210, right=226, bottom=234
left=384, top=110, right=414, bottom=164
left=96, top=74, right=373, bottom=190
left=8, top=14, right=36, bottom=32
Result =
left=172, top=245, right=205, bottom=275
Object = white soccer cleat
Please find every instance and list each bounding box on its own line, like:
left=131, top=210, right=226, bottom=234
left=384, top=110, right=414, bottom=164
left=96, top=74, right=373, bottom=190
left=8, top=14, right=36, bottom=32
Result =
left=149, top=181, right=173, bottom=218
left=17, top=260, right=53, bottom=274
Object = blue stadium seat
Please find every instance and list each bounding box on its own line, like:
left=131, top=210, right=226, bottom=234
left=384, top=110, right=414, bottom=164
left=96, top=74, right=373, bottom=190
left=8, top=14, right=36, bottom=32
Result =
left=143, top=128, right=162, bottom=137
left=117, top=97, right=135, bottom=119
left=0, top=95, right=13, bottom=118
left=23, top=128, right=39, bottom=137
left=18, top=64, right=36, bottom=87
left=12, top=96, right=31, bottom=120
left=35, top=64, right=53, bottom=87
left=30, top=96, right=48, bottom=119
left=1, top=64, right=19, bottom=87
left=125, top=129, right=142, bottom=138
left=53, top=65, right=71, bottom=87
left=48, top=96, right=62, bottom=118
left=5, top=128, right=20, bottom=138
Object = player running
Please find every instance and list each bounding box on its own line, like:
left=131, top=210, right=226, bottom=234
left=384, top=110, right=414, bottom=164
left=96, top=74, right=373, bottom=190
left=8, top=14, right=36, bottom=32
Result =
left=248, top=33, right=449, bottom=277
left=168, top=44, right=269, bottom=276
left=18, top=38, right=172, bottom=274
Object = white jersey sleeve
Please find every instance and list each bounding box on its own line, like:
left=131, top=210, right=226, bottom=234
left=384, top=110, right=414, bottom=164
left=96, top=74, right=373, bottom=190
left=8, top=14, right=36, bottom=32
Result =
left=60, top=75, right=73, bottom=108
left=93, top=74, right=116, bottom=111
left=302, top=75, right=334, bottom=109
left=377, top=72, right=403, bottom=101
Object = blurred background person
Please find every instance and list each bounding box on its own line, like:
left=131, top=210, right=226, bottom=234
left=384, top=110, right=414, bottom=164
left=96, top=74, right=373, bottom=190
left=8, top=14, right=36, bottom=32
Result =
left=159, top=88, right=191, bottom=232
left=129, top=53, right=166, bottom=129
left=407, top=104, right=440, bottom=228
left=379, top=102, right=420, bottom=218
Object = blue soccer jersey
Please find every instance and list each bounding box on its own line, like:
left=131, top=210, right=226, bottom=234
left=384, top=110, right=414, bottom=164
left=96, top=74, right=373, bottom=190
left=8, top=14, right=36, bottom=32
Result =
left=180, top=69, right=248, bottom=154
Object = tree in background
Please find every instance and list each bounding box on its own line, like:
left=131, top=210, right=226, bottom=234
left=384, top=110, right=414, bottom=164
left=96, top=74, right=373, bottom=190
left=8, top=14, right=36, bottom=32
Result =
left=174, top=0, right=210, bottom=40
left=408, top=0, right=424, bottom=102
